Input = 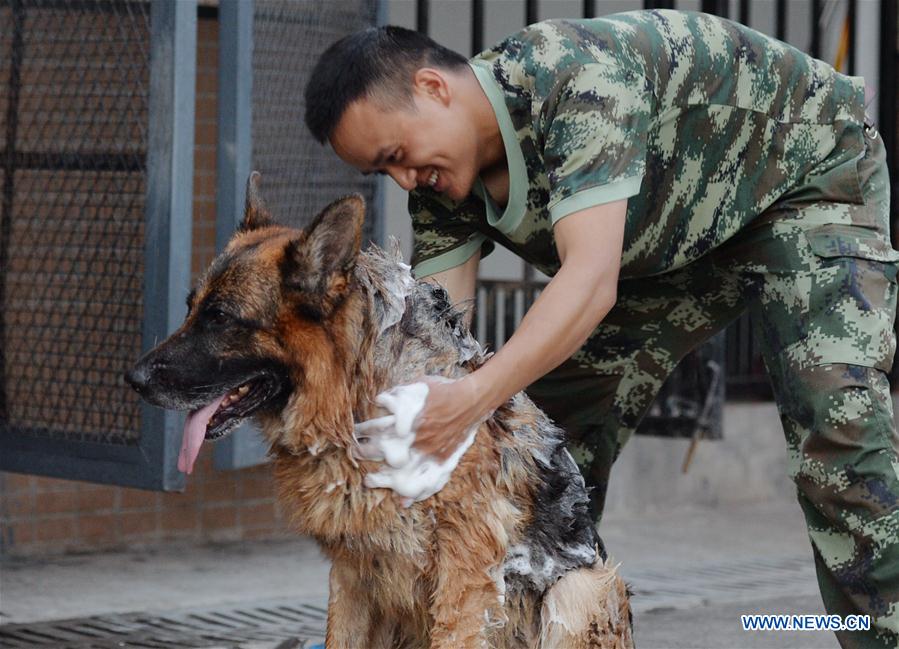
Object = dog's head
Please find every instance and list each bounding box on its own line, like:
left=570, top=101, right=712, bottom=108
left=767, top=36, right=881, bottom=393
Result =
left=126, top=172, right=366, bottom=473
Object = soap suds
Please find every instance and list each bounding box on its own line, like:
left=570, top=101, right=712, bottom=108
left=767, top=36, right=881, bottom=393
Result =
left=353, top=380, right=481, bottom=506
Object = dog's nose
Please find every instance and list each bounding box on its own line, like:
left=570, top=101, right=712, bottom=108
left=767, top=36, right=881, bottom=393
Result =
left=124, top=363, right=152, bottom=393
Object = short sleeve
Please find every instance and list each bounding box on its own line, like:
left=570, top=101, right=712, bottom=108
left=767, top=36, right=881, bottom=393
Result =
left=540, top=64, right=655, bottom=223
left=409, top=188, right=494, bottom=279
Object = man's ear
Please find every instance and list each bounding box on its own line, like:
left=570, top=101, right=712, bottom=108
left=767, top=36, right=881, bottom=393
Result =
left=282, top=194, right=365, bottom=317
left=240, top=171, right=274, bottom=231
left=411, top=67, right=451, bottom=107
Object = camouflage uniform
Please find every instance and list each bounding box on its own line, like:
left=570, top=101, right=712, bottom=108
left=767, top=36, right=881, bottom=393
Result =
left=409, top=10, right=899, bottom=647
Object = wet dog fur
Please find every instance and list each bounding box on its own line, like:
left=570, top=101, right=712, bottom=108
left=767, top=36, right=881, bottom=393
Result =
left=128, top=174, right=633, bottom=649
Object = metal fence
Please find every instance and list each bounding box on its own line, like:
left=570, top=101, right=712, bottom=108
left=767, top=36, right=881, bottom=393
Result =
left=251, top=0, right=380, bottom=239
left=0, top=0, right=195, bottom=490
left=0, top=0, right=381, bottom=487
left=0, top=0, right=152, bottom=445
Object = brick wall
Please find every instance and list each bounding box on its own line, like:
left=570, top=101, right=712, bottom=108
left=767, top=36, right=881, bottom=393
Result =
left=0, top=15, right=294, bottom=558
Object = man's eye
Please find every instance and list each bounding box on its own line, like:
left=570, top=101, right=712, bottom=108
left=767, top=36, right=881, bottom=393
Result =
left=388, top=150, right=400, bottom=163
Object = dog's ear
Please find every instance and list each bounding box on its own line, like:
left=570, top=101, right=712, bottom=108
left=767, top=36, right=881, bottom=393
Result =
left=240, top=171, right=274, bottom=231
left=282, top=194, right=365, bottom=316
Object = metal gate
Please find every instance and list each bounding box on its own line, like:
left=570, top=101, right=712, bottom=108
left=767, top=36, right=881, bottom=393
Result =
left=0, top=0, right=381, bottom=488
left=0, top=0, right=194, bottom=490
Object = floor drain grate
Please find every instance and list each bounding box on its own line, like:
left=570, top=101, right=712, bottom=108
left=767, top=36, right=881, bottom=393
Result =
left=623, top=554, right=819, bottom=612
left=0, top=554, right=819, bottom=646
left=0, top=599, right=326, bottom=649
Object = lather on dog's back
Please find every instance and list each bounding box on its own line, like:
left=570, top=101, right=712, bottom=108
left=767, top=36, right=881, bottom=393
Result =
left=127, top=173, right=632, bottom=649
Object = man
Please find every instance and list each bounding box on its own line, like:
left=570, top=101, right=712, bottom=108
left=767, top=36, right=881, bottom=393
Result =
left=304, top=9, right=899, bottom=647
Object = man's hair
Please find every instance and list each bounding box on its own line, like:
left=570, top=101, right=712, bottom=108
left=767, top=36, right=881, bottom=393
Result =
left=304, top=25, right=469, bottom=144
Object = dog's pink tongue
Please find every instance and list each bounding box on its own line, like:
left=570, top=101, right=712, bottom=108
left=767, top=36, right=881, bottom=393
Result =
left=179, top=395, right=226, bottom=475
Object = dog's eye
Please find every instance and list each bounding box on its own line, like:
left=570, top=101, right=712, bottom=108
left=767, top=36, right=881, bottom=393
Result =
left=204, top=307, right=231, bottom=326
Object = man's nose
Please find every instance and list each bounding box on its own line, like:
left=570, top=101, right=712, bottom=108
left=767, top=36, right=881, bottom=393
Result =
left=386, top=166, right=417, bottom=191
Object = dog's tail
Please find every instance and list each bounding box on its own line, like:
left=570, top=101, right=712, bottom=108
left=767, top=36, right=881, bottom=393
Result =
left=539, top=555, right=634, bottom=649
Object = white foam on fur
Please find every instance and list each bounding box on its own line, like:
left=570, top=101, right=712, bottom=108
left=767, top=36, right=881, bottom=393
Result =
left=353, top=380, right=478, bottom=506
left=377, top=259, right=416, bottom=335
left=539, top=556, right=630, bottom=649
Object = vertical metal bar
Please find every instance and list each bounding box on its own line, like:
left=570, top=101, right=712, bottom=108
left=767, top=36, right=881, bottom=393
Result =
left=739, top=0, right=750, bottom=25
left=142, top=0, right=197, bottom=490
left=645, top=0, right=675, bottom=9
left=702, top=1, right=723, bottom=16
left=583, top=0, right=596, bottom=19
left=526, top=0, right=538, bottom=25
left=810, top=0, right=821, bottom=58
left=215, top=0, right=253, bottom=252
left=880, top=0, right=897, bottom=239
left=0, top=0, right=24, bottom=422
left=847, top=0, right=857, bottom=75
left=776, top=0, right=786, bottom=40
left=476, top=285, right=487, bottom=345
left=495, top=289, right=506, bottom=349
left=513, top=288, right=525, bottom=328
left=373, top=0, right=389, bottom=247
left=416, top=0, right=429, bottom=34
left=472, top=0, right=484, bottom=55
left=213, top=0, right=263, bottom=471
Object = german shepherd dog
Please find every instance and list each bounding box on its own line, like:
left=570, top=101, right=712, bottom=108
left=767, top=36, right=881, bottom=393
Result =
left=127, top=173, right=633, bottom=649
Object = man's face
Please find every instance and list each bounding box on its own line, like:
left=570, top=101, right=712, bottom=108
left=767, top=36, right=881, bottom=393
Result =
left=329, top=72, right=479, bottom=202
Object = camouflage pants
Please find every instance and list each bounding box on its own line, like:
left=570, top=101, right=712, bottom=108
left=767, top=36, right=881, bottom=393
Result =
left=528, top=124, right=899, bottom=648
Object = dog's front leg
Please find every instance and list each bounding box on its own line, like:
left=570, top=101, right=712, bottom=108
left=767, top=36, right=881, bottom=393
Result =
left=325, top=559, right=374, bottom=649
left=429, top=510, right=507, bottom=649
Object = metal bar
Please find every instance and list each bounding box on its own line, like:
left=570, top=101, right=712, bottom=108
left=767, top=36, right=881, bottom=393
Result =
left=416, top=0, right=428, bottom=34
left=476, top=285, right=487, bottom=344
left=701, top=0, right=727, bottom=17
left=213, top=0, right=266, bottom=472
left=0, top=0, right=24, bottom=423
left=141, top=0, right=197, bottom=490
left=10, top=151, right=146, bottom=172
left=472, top=0, right=483, bottom=55
left=526, top=0, right=538, bottom=25
left=847, top=0, right=857, bottom=75
left=880, top=0, right=898, bottom=239
left=810, top=0, right=821, bottom=58
left=12, top=0, right=151, bottom=14
left=583, top=0, right=596, bottom=19
left=215, top=0, right=252, bottom=254
left=739, top=0, right=750, bottom=25
left=776, top=0, right=786, bottom=41
left=372, top=0, right=389, bottom=247
left=644, top=0, right=675, bottom=9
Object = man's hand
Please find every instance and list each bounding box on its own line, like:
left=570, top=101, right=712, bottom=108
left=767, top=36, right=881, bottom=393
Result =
left=412, top=375, right=492, bottom=460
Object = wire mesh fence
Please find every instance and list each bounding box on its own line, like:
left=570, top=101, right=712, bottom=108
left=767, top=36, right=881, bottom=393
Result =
left=252, top=0, right=380, bottom=239
left=1, top=0, right=151, bottom=445
left=0, top=0, right=382, bottom=484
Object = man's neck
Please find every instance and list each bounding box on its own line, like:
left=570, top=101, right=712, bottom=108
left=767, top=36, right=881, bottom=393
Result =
left=458, top=66, right=505, bottom=173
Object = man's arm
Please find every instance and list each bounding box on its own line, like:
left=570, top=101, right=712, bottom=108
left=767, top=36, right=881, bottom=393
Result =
left=414, top=198, right=627, bottom=457
left=421, top=250, right=480, bottom=328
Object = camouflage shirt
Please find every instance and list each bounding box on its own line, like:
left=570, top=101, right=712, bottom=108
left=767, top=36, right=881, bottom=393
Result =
left=409, top=9, right=866, bottom=279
